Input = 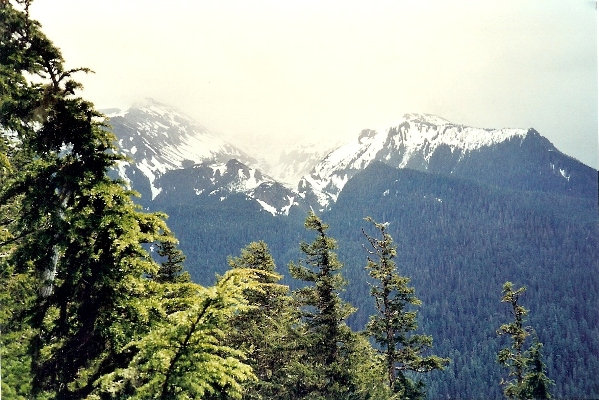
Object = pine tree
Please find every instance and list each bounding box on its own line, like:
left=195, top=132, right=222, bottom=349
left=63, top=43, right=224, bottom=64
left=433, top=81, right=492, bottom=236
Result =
left=288, top=212, right=389, bottom=399
left=225, top=241, right=301, bottom=399
left=94, top=269, right=259, bottom=400
left=362, top=217, right=449, bottom=398
left=497, top=282, right=553, bottom=399
left=523, top=340, right=554, bottom=399
left=1, top=1, right=195, bottom=397
left=497, top=282, right=529, bottom=398
left=152, top=231, right=190, bottom=283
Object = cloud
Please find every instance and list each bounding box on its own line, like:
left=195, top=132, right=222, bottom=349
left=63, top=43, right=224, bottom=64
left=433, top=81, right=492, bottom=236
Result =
left=30, top=0, right=597, bottom=167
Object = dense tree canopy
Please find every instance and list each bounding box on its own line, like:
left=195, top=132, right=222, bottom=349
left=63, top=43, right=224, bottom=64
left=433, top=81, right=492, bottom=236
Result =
left=289, top=212, right=391, bottom=399
left=224, top=241, right=301, bottom=399
left=2, top=1, right=594, bottom=399
left=0, top=2, right=257, bottom=398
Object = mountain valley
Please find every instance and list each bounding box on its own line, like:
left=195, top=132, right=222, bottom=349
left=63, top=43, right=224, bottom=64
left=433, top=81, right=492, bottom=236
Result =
left=106, top=101, right=598, bottom=398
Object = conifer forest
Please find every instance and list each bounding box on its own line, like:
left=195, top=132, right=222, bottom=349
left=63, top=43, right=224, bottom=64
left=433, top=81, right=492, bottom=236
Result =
left=1, top=1, right=597, bottom=399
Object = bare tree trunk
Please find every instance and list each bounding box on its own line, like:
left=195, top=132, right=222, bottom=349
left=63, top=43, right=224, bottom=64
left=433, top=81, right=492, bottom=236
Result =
left=40, top=189, right=69, bottom=298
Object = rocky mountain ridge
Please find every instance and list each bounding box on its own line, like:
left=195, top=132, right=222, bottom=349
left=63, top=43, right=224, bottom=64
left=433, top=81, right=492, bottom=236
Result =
left=107, top=100, right=306, bottom=215
left=107, top=102, right=596, bottom=215
left=297, top=113, right=593, bottom=210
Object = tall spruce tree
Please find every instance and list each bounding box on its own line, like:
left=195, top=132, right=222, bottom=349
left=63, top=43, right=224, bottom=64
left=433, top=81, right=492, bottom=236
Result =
left=523, top=340, right=554, bottom=399
left=224, top=241, right=301, bottom=399
left=152, top=231, right=190, bottom=284
left=0, top=2, right=176, bottom=396
left=362, top=217, right=449, bottom=399
left=497, top=282, right=553, bottom=399
left=289, top=212, right=390, bottom=399
left=0, top=2, right=255, bottom=398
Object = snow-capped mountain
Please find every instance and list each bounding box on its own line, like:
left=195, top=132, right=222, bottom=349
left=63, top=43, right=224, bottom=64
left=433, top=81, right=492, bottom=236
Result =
left=107, top=103, right=594, bottom=214
left=152, top=159, right=302, bottom=216
left=107, top=100, right=303, bottom=215
left=107, top=99, right=255, bottom=198
left=95, top=104, right=597, bottom=398
left=298, top=113, right=595, bottom=210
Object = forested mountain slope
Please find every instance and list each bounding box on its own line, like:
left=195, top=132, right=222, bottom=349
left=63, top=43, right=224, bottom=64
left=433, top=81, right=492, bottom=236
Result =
left=325, top=162, right=598, bottom=398
left=154, top=159, right=598, bottom=398
left=298, top=114, right=596, bottom=210
left=4, top=1, right=596, bottom=398
left=110, top=106, right=598, bottom=398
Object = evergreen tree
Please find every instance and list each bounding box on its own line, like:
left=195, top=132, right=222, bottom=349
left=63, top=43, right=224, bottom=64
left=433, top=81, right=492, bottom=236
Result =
left=0, top=237, right=36, bottom=398
left=152, top=231, right=190, bottom=283
left=362, top=217, right=449, bottom=398
left=225, top=241, right=301, bottom=399
left=0, top=54, right=35, bottom=396
left=497, top=282, right=529, bottom=399
left=523, top=340, right=554, bottom=399
left=289, top=212, right=390, bottom=399
left=289, top=212, right=355, bottom=398
left=94, top=269, right=259, bottom=400
left=0, top=2, right=248, bottom=398
left=497, top=282, right=553, bottom=399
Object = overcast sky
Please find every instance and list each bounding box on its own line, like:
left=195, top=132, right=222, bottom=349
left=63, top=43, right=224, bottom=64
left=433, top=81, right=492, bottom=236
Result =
left=30, top=0, right=597, bottom=168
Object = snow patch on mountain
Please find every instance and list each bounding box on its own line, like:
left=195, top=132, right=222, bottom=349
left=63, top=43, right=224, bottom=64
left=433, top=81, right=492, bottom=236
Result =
left=137, top=157, right=164, bottom=198
left=108, top=99, right=255, bottom=197
left=108, top=100, right=306, bottom=215
left=171, top=159, right=303, bottom=216
left=298, top=113, right=530, bottom=210
left=106, top=99, right=250, bottom=189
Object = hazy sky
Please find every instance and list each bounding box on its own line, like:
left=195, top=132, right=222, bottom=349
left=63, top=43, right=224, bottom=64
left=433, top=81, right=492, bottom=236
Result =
left=30, top=0, right=597, bottom=168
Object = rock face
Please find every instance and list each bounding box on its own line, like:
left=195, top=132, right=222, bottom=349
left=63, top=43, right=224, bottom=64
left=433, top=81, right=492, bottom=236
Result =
left=297, top=113, right=596, bottom=210
left=109, top=103, right=595, bottom=214
left=152, top=159, right=303, bottom=216
left=108, top=99, right=304, bottom=215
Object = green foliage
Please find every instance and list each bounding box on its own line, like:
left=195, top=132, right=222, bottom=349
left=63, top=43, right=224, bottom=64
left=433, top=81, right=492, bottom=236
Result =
left=497, top=282, right=553, bottom=399
left=94, top=269, right=258, bottom=399
left=289, top=213, right=354, bottom=362
left=326, top=163, right=597, bottom=398
left=0, top=268, right=36, bottom=398
left=0, top=2, right=226, bottom=398
left=227, top=240, right=286, bottom=298
left=362, top=217, right=449, bottom=398
left=289, top=212, right=356, bottom=346
left=152, top=231, right=190, bottom=283
left=147, top=161, right=598, bottom=398
left=497, top=282, right=529, bottom=398
left=224, top=241, right=302, bottom=399
left=1, top=1, right=595, bottom=399
left=523, top=341, right=554, bottom=399
left=289, top=212, right=390, bottom=399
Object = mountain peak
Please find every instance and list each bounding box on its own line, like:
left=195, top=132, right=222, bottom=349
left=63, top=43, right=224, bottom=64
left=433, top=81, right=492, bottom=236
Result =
left=108, top=103, right=304, bottom=215
left=297, top=116, right=575, bottom=211
left=109, top=102, right=257, bottom=200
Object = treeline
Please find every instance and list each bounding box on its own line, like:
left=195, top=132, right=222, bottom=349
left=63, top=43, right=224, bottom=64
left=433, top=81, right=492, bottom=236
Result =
left=0, top=1, right=584, bottom=398
left=0, top=3, right=440, bottom=398
left=327, top=163, right=598, bottom=398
